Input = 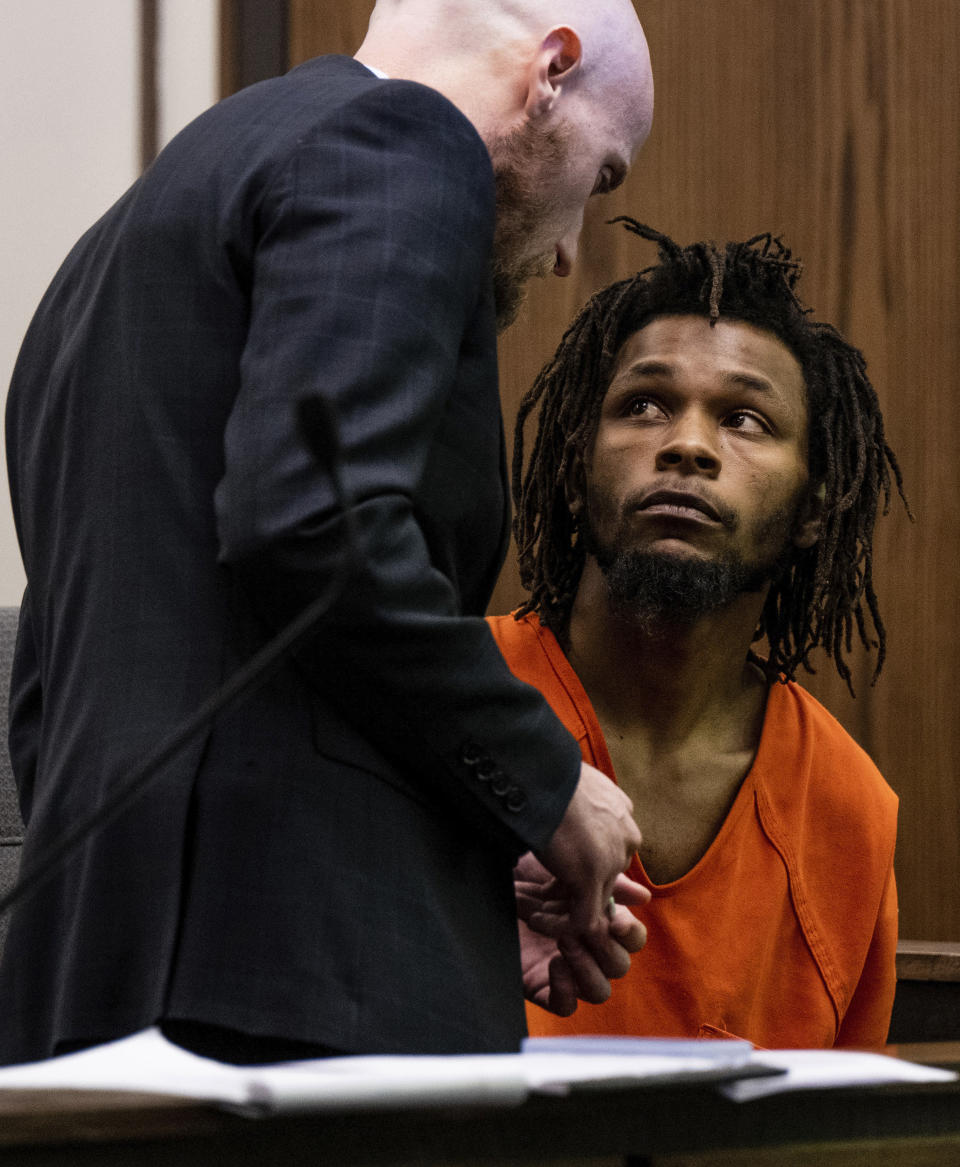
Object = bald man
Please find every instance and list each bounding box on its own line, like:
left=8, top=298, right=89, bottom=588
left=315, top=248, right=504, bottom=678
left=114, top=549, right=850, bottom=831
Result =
left=2, top=0, right=654, bottom=1063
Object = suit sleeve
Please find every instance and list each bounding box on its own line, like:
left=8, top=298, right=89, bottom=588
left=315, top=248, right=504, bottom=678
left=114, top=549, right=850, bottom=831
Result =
left=214, top=80, right=581, bottom=855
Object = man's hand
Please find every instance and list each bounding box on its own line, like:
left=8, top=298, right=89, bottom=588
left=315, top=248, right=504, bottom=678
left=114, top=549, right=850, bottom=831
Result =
left=516, top=851, right=650, bottom=1016
left=536, top=761, right=644, bottom=933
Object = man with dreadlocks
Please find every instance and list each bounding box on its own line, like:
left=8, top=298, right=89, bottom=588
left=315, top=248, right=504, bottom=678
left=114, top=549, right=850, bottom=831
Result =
left=497, top=220, right=907, bottom=1047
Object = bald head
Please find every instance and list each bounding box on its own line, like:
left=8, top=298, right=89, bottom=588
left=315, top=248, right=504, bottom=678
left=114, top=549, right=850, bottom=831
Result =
left=356, top=0, right=652, bottom=148
left=356, top=0, right=653, bottom=310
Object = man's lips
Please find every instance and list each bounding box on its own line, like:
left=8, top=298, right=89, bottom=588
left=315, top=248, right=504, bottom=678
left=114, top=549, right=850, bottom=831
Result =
left=636, top=489, right=724, bottom=524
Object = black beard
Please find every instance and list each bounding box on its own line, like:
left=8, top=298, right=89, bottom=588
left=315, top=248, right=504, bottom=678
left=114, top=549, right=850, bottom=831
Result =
left=579, top=492, right=802, bottom=634
left=581, top=509, right=798, bottom=634
left=597, top=549, right=774, bottom=634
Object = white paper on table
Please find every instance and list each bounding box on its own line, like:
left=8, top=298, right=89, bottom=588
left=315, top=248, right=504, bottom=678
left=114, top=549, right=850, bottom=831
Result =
left=0, top=1030, right=530, bottom=1114
left=0, top=1029, right=253, bottom=1104
left=0, top=1029, right=953, bottom=1116
left=246, top=1049, right=763, bottom=1114
left=0, top=1029, right=762, bottom=1115
left=719, top=1048, right=957, bottom=1102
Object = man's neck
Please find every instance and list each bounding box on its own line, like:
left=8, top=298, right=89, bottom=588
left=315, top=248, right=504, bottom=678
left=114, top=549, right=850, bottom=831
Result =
left=565, top=560, right=768, bottom=746
left=564, top=559, right=771, bottom=883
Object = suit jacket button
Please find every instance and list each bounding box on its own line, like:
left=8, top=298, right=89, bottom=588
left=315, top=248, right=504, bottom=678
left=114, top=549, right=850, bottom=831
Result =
left=460, top=742, right=483, bottom=767
left=505, top=787, right=528, bottom=813
left=475, top=758, right=497, bottom=781
left=490, top=772, right=511, bottom=796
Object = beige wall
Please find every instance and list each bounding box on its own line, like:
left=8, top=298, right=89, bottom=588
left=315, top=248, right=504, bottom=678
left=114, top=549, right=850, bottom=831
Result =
left=0, top=0, right=217, bottom=606
left=0, top=4, right=138, bottom=605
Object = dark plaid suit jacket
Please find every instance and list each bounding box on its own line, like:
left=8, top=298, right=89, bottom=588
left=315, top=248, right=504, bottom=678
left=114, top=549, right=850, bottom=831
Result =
left=1, top=55, right=581, bottom=1064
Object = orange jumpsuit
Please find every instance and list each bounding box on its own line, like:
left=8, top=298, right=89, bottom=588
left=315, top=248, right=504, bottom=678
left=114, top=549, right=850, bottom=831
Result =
left=488, top=612, right=899, bottom=1049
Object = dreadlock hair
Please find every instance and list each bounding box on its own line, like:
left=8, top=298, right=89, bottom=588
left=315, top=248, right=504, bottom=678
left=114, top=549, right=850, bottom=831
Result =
left=512, top=218, right=909, bottom=693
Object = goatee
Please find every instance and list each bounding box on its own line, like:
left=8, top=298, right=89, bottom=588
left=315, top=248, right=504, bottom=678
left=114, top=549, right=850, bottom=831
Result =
left=580, top=491, right=802, bottom=634
left=597, top=549, right=776, bottom=635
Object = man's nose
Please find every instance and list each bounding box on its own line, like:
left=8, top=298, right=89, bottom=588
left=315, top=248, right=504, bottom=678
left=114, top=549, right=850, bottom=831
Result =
left=654, top=416, right=721, bottom=476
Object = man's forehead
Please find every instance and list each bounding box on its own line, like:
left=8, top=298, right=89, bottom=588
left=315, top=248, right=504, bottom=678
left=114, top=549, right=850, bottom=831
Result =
left=608, top=315, right=806, bottom=395
left=575, top=0, right=654, bottom=153
left=598, top=55, right=654, bottom=158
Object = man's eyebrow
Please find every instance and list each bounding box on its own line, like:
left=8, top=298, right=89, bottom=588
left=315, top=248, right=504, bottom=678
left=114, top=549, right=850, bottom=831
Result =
left=617, top=361, right=779, bottom=398
left=617, top=359, right=675, bottom=378
left=723, top=372, right=777, bottom=397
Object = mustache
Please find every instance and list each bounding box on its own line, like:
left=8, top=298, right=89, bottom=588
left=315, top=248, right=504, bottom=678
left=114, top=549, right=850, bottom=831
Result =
left=629, top=483, right=738, bottom=528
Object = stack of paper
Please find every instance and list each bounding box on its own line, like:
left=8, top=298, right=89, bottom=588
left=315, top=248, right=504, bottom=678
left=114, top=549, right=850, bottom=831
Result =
left=0, top=1029, right=951, bottom=1116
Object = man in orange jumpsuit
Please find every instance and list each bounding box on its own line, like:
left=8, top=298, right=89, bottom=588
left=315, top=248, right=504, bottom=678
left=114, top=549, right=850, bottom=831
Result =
left=499, top=221, right=908, bottom=1048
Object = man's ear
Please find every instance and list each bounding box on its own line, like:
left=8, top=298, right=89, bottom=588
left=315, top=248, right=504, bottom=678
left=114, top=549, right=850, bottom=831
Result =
left=793, top=481, right=826, bottom=550
left=563, top=443, right=587, bottom=522
left=524, top=26, right=583, bottom=119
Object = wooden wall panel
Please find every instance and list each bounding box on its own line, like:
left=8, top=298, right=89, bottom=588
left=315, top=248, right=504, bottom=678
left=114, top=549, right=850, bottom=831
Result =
left=220, top=0, right=288, bottom=96
left=289, top=0, right=373, bottom=64
left=611, top=1, right=960, bottom=944
left=288, top=1, right=959, bottom=941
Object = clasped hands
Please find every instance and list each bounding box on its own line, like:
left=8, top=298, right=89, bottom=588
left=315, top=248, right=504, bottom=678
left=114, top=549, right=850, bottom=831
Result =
left=515, top=852, right=650, bottom=1017
left=516, top=760, right=649, bottom=1016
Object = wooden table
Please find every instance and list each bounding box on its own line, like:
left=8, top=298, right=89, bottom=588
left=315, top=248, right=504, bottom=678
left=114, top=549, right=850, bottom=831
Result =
left=0, top=1044, right=957, bottom=1166
left=891, top=941, right=960, bottom=1042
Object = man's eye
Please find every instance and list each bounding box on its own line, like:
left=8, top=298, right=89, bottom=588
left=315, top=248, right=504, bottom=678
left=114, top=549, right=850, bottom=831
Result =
left=626, top=397, right=661, bottom=418
left=726, top=411, right=769, bottom=434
